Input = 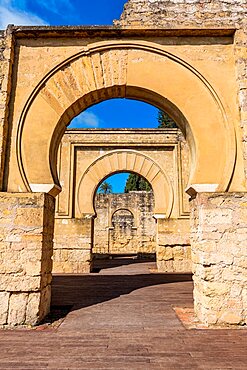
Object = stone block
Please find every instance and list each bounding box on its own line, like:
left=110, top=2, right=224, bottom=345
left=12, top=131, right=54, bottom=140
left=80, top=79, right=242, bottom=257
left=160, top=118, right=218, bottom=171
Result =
left=8, top=293, right=28, bottom=326
left=25, top=292, right=41, bottom=325
left=0, top=291, right=9, bottom=325
left=0, top=274, right=41, bottom=291
left=156, top=244, right=192, bottom=272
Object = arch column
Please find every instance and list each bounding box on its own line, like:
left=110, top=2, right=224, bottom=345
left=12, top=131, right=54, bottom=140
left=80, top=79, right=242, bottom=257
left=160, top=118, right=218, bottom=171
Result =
left=191, top=191, right=247, bottom=326
left=0, top=193, right=54, bottom=326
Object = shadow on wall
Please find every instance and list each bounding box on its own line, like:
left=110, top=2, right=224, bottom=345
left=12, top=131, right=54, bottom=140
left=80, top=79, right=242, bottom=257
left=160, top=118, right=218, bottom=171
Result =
left=51, top=272, right=193, bottom=314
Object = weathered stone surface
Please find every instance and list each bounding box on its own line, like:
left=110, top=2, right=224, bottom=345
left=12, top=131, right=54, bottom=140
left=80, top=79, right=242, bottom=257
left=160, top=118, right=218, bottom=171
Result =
left=0, top=29, right=14, bottom=190
left=53, top=129, right=190, bottom=273
left=0, top=193, right=55, bottom=326
left=94, top=192, right=156, bottom=255
left=25, top=293, right=41, bottom=325
left=8, top=293, right=28, bottom=326
left=116, top=0, right=247, bottom=28
left=0, top=291, right=9, bottom=325
left=53, top=217, right=92, bottom=273
left=156, top=244, right=191, bottom=272
left=191, top=192, right=247, bottom=326
left=0, top=1, right=246, bottom=329
left=156, top=218, right=191, bottom=272
left=116, top=0, right=247, bottom=179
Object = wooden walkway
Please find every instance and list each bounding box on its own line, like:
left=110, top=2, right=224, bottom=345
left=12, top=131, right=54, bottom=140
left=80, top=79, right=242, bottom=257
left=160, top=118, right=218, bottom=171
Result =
left=0, top=259, right=246, bottom=369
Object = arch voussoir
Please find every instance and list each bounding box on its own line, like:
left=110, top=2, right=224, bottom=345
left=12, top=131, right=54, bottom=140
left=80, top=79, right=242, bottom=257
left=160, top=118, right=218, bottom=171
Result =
left=77, top=149, right=174, bottom=218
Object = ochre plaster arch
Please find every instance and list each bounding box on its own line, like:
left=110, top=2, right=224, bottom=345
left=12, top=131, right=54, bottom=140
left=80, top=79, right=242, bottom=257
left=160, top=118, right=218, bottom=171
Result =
left=17, top=40, right=237, bottom=196
left=77, top=150, right=174, bottom=218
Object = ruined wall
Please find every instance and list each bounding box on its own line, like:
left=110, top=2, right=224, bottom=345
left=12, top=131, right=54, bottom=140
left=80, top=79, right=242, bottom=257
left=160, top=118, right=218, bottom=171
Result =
left=93, top=191, right=156, bottom=256
left=191, top=193, right=247, bottom=326
left=0, top=193, right=54, bottom=326
left=116, top=0, right=246, bottom=28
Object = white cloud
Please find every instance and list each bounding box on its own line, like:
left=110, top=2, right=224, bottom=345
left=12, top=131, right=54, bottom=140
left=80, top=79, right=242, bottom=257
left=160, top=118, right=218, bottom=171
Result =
left=69, top=112, right=102, bottom=129
left=0, top=0, right=47, bottom=29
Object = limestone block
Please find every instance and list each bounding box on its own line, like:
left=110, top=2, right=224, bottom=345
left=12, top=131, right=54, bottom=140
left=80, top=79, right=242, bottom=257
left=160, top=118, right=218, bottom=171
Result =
left=156, top=244, right=192, bottom=272
left=67, top=249, right=91, bottom=262
left=0, top=292, right=10, bottom=325
left=52, top=261, right=91, bottom=274
left=0, top=275, right=41, bottom=291
left=218, top=312, right=243, bottom=325
left=25, top=293, right=40, bottom=325
left=14, top=207, right=44, bottom=228
left=8, top=293, right=28, bottom=326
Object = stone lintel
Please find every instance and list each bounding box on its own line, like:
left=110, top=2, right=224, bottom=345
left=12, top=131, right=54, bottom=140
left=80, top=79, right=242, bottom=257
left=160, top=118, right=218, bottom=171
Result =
left=6, top=25, right=236, bottom=39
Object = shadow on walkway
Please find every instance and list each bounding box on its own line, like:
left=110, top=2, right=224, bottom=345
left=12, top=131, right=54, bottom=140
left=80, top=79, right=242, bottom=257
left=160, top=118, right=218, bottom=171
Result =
left=51, top=271, right=193, bottom=313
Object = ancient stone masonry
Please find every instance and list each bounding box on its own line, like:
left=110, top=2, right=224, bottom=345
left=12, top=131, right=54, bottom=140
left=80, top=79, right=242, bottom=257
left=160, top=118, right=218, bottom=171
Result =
left=191, top=193, right=247, bottom=326
left=117, top=0, right=247, bottom=179
left=116, top=0, right=247, bottom=28
left=0, top=29, right=14, bottom=190
left=53, top=218, right=92, bottom=274
left=0, top=193, right=54, bottom=326
left=93, top=192, right=156, bottom=256
left=53, top=128, right=191, bottom=273
left=0, top=0, right=247, bottom=327
left=156, top=218, right=191, bottom=272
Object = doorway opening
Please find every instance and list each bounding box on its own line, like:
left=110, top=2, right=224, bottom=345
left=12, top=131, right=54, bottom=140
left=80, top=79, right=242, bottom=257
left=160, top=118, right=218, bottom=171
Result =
left=92, top=172, right=157, bottom=272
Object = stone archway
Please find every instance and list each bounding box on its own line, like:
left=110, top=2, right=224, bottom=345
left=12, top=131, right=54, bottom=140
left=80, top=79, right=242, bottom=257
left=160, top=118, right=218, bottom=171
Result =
left=1, top=26, right=246, bottom=327
left=13, top=41, right=240, bottom=198
left=77, top=149, right=173, bottom=218
left=53, top=128, right=190, bottom=276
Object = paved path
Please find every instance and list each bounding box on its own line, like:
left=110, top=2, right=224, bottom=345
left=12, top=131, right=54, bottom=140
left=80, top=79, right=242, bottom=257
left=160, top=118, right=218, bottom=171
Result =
left=0, top=259, right=246, bottom=369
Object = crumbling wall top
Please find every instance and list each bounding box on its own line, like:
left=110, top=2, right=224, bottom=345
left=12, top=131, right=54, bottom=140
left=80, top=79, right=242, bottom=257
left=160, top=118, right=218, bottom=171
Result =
left=115, top=0, right=246, bottom=28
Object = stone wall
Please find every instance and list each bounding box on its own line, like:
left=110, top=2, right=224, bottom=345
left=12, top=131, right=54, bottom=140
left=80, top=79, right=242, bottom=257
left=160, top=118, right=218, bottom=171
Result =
left=0, top=193, right=54, bottom=326
left=56, top=129, right=189, bottom=219
left=157, top=218, right=191, bottom=272
left=53, top=218, right=92, bottom=273
left=93, top=191, right=156, bottom=256
left=54, top=190, right=192, bottom=273
left=191, top=193, right=247, bottom=326
left=116, top=0, right=246, bottom=28
left=0, top=28, right=14, bottom=190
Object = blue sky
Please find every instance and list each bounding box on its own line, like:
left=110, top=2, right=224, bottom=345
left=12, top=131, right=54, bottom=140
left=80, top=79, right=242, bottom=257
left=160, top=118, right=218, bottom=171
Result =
left=0, top=1, right=127, bottom=28
left=0, top=0, right=160, bottom=192
left=97, top=173, right=129, bottom=194
left=69, top=99, right=159, bottom=129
